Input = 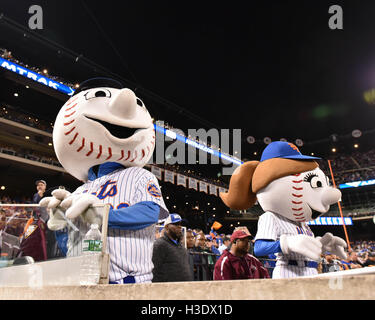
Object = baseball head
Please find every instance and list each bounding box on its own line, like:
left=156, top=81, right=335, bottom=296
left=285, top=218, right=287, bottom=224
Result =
left=53, top=80, right=155, bottom=182
left=256, top=167, right=342, bottom=222
left=220, top=141, right=342, bottom=222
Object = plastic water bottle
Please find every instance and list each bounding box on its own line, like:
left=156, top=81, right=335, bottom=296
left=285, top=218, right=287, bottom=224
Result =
left=79, top=224, right=102, bottom=285
left=0, top=253, right=9, bottom=268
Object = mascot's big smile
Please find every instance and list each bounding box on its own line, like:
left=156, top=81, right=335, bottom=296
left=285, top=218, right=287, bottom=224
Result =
left=84, top=116, right=145, bottom=140
left=309, top=205, right=322, bottom=220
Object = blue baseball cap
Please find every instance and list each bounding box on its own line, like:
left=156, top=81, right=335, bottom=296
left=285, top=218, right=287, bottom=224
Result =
left=164, top=213, right=182, bottom=226
left=260, top=141, right=321, bottom=162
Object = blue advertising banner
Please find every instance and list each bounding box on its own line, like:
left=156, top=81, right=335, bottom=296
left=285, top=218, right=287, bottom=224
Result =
left=307, top=216, right=353, bottom=226
left=339, top=179, right=375, bottom=189
left=0, top=57, right=75, bottom=96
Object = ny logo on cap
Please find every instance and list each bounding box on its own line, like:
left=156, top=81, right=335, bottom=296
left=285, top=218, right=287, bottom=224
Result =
left=288, top=143, right=300, bottom=153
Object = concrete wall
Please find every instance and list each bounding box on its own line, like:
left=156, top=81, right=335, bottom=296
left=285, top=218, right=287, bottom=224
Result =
left=0, top=273, right=374, bottom=300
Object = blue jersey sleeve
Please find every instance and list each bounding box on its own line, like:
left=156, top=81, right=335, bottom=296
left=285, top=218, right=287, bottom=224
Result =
left=108, top=201, right=161, bottom=230
left=254, top=239, right=282, bottom=257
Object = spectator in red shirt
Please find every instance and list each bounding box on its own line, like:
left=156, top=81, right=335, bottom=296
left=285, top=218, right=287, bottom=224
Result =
left=214, top=230, right=270, bottom=280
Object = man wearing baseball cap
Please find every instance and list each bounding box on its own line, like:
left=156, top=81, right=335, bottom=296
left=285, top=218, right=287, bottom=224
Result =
left=33, top=180, right=47, bottom=204
left=214, top=230, right=269, bottom=280
left=152, top=214, right=193, bottom=282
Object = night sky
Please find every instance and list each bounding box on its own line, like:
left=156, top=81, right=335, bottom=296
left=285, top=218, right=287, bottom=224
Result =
left=1, top=0, right=375, bottom=156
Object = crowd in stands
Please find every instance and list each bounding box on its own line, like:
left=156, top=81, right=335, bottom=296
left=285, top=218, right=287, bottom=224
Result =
left=0, top=142, right=62, bottom=167
left=153, top=223, right=375, bottom=280
left=0, top=195, right=32, bottom=204
left=318, top=149, right=375, bottom=184
left=0, top=105, right=53, bottom=133
left=0, top=204, right=33, bottom=239
left=319, top=240, right=375, bottom=273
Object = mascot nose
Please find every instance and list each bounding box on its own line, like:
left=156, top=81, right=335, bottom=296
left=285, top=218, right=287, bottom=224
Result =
left=321, top=187, right=342, bottom=206
left=109, top=88, right=137, bottom=119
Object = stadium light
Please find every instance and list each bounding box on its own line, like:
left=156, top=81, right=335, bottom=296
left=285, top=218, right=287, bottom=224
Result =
left=331, top=148, right=336, bottom=153
left=354, top=144, right=359, bottom=148
left=246, top=136, right=255, bottom=144
left=0, top=186, right=5, bottom=190
left=352, top=129, right=362, bottom=138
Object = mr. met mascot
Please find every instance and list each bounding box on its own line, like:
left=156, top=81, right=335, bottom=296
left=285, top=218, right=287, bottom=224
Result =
left=40, top=78, right=169, bottom=284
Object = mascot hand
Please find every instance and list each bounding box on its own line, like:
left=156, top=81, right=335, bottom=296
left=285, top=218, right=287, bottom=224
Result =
left=316, top=232, right=347, bottom=259
left=39, top=188, right=71, bottom=209
left=39, top=189, right=71, bottom=231
left=280, top=234, right=322, bottom=261
left=63, top=194, right=102, bottom=226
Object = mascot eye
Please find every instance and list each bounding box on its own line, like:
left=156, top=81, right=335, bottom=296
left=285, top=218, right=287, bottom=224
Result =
left=85, top=89, right=111, bottom=100
left=310, top=176, right=323, bottom=188
left=304, top=173, right=323, bottom=188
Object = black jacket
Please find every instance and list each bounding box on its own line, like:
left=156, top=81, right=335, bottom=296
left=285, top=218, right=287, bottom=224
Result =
left=33, top=192, right=43, bottom=204
left=152, top=234, right=193, bottom=282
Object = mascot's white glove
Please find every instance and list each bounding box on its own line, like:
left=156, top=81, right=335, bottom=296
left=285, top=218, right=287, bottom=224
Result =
left=40, top=190, right=102, bottom=229
left=39, top=188, right=71, bottom=231
left=280, top=234, right=322, bottom=261
left=316, top=232, right=347, bottom=260
left=62, top=194, right=102, bottom=227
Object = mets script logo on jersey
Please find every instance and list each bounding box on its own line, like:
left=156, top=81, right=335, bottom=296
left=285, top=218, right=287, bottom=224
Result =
left=147, top=181, right=161, bottom=198
left=296, top=226, right=313, bottom=237
left=83, top=180, right=118, bottom=200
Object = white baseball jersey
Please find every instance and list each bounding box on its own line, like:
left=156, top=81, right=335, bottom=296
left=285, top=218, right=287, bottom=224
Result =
left=255, top=211, right=318, bottom=278
left=67, top=166, right=168, bottom=283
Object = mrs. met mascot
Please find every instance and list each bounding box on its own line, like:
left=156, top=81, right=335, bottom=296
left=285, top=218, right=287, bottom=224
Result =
left=220, top=141, right=347, bottom=278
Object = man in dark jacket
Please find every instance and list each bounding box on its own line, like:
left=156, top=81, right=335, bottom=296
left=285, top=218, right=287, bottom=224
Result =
left=152, top=214, right=193, bottom=282
left=33, top=180, right=47, bottom=204
left=214, top=230, right=270, bottom=280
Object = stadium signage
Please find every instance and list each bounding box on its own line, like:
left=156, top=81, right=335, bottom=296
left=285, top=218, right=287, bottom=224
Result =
left=339, top=179, right=375, bottom=189
left=0, top=57, right=75, bottom=96
left=153, top=123, right=243, bottom=170
left=306, top=216, right=353, bottom=226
